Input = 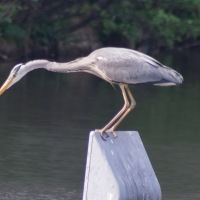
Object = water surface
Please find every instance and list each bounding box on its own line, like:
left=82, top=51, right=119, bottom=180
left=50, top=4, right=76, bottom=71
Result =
left=0, top=49, right=199, bottom=199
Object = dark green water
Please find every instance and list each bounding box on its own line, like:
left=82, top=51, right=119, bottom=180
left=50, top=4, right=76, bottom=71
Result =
left=0, top=49, right=199, bottom=199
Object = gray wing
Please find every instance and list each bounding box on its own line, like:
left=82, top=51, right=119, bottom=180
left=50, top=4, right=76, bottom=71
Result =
left=89, top=47, right=183, bottom=85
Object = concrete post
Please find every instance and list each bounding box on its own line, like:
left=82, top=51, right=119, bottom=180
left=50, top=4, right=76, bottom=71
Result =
left=83, top=131, right=161, bottom=200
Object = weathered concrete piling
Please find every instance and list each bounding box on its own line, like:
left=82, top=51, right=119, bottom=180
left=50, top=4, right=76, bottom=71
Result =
left=83, top=131, right=161, bottom=200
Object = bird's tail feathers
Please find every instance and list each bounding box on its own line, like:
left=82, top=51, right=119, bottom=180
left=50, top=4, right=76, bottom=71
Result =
left=157, top=65, right=183, bottom=86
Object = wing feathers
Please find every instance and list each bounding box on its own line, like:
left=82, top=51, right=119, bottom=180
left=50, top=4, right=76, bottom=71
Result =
left=90, top=47, right=183, bottom=86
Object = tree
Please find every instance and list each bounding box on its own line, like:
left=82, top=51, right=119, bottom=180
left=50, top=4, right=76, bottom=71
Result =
left=0, top=0, right=200, bottom=57
left=99, top=0, right=200, bottom=50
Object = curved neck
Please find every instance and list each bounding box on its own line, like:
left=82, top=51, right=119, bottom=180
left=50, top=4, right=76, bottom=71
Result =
left=25, top=60, right=49, bottom=72
left=45, top=57, right=91, bottom=73
left=25, top=57, right=93, bottom=75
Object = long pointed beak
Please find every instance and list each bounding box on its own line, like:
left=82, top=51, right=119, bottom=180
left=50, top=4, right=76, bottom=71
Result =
left=0, top=78, right=13, bottom=95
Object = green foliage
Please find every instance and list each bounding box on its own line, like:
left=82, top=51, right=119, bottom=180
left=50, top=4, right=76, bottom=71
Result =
left=99, top=0, right=200, bottom=48
left=0, top=2, right=24, bottom=40
left=0, top=0, right=200, bottom=53
left=1, top=23, right=25, bottom=40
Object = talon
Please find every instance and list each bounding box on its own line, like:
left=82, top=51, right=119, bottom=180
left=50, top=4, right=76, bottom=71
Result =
left=95, top=129, right=109, bottom=140
left=105, top=129, right=118, bottom=138
left=113, top=131, right=118, bottom=138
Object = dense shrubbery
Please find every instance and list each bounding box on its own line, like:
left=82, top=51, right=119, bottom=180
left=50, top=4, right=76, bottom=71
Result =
left=0, top=0, right=200, bottom=56
left=100, top=0, right=200, bottom=49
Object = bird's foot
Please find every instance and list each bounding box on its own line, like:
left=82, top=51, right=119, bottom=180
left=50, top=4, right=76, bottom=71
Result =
left=95, top=128, right=118, bottom=139
left=95, top=129, right=109, bottom=141
left=105, top=128, right=118, bottom=138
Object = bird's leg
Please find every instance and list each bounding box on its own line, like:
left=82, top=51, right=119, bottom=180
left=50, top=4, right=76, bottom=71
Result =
left=105, top=85, right=136, bottom=133
left=95, top=84, right=130, bottom=138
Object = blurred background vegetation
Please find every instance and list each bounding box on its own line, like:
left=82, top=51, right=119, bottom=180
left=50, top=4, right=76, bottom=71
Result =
left=0, top=0, right=200, bottom=59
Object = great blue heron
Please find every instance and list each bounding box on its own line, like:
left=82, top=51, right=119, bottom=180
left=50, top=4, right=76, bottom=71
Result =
left=0, top=47, right=183, bottom=137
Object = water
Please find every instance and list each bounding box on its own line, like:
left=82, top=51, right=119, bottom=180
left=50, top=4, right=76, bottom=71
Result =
left=0, top=49, right=199, bottom=199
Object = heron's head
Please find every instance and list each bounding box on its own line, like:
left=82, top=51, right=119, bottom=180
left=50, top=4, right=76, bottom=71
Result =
left=0, top=60, right=49, bottom=95
left=0, top=63, right=28, bottom=95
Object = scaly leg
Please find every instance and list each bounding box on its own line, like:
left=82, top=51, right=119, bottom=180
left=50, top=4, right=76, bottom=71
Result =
left=95, top=84, right=130, bottom=137
left=105, top=85, right=136, bottom=133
